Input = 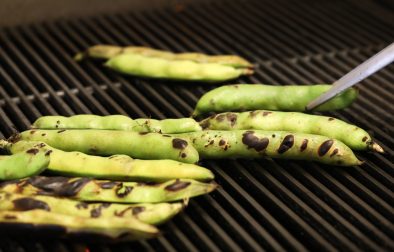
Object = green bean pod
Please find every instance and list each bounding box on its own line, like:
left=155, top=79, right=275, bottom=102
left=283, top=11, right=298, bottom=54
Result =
left=193, top=84, right=358, bottom=116
left=0, top=176, right=218, bottom=203
left=0, top=140, right=50, bottom=180
left=173, top=130, right=362, bottom=166
left=32, top=115, right=202, bottom=133
left=0, top=209, right=158, bottom=241
left=199, top=111, right=384, bottom=153
left=7, top=140, right=213, bottom=182
left=0, top=191, right=183, bottom=225
left=20, top=129, right=199, bottom=164
left=104, top=54, right=252, bottom=82
left=75, top=45, right=253, bottom=68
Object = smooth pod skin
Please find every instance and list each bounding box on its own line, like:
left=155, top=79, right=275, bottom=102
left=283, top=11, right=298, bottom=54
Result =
left=20, top=129, right=199, bottom=164
left=199, top=111, right=384, bottom=153
left=33, top=115, right=202, bottom=134
left=0, top=176, right=218, bottom=203
left=8, top=140, right=214, bottom=182
left=0, top=140, right=50, bottom=180
left=105, top=54, right=252, bottom=82
left=75, top=45, right=253, bottom=68
left=0, top=191, right=183, bottom=225
left=173, top=130, right=362, bottom=166
left=192, top=84, right=358, bottom=116
left=0, top=209, right=158, bottom=241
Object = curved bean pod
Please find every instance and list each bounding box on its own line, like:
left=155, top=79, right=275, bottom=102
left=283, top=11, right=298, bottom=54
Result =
left=173, top=130, right=362, bottom=166
left=32, top=114, right=202, bottom=133
left=75, top=45, right=253, bottom=68
left=105, top=54, right=252, bottom=82
left=0, top=176, right=218, bottom=203
left=8, top=140, right=213, bottom=182
left=199, top=111, right=384, bottom=153
left=0, top=140, right=50, bottom=180
left=0, top=209, right=158, bottom=241
left=192, top=84, right=358, bottom=116
left=0, top=191, right=183, bottom=225
left=20, top=129, right=199, bottom=164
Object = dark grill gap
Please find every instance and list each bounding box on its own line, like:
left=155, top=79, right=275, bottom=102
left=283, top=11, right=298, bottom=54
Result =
left=0, top=0, right=393, bottom=251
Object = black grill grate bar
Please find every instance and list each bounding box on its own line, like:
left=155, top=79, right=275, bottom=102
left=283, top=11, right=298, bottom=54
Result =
left=0, top=85, right=31, bottom=130
left=163, top=222, right=199, bottom=252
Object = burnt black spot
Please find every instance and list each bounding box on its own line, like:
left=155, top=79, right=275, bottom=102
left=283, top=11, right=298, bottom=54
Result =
left=90, top=207, right=102, bottom=218
left=318, top=140, right=334, bottom=156
left=362, top=136, right=368, bottom=142
left=172, top=138, right=188, bottom=149
left=41, top=133, right=46, bottom=136
left=99, top=181, right=118, bottom=189
left=28, top=176, right=91, bottom=197
left=199, top=120, right=210, bottom=130
left=263, top=111, right=272, bottom=116
left=272, top=134, right=275, bottom=138
left=330, top=148, right=339, bottom=157
left=4, top=215, right=17, bottom=219
left=30, top=130, right=36, bottom=134
left=181, top=153, right=187, bottom=158
left=114, top=206, right=133, bottom=217
left=209, top=140, right=214, bottom=145
left=139, top=132, right=148, bottom=135
left=57, top=129, right=66, bottom=133
left=26, top=148, right=39, bottom=155
left=165, top=179, right=191, bottom=191
left=115, top=184, right=133, bottom=198
left=56, top=120, right=60, bottom=124
left=226, top=113, right=237, bottom=127
left=35, top=143, right=46, bottom=148
left=300, top=139, right=308, bottom=152
left=45, top=150, right=52, bottom=156
left=13, top=198, right=50, bottom=211
left=75, top=202, right=89, bottom=209
left=278, top=135, right=295, bottom=154
left=249, top=111, right=259, bottom=117
left=216, top=114, right=225, bottom=122
left=242, top=131, right=269, bottom=152
left=132, top=206, right=146, bottom=215
left=224, top=145, right=229, bottom=151
left=219, top=139, right=226, bottom=146
left=102, top=203, right=111, bottom=208
left=137, top=181, right=159, bottom=186
left=328, top=118, right=335, bottom=121
left=162, top=134, right=171, bottom=137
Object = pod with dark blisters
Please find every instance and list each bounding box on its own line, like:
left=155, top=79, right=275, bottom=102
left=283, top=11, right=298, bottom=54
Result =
left=32, top=115, right=202, bottom=134
left=0, top=140, right=50, bottom=180
left=19, top=129, right=198, bottom=164
left=192, top=84, right=358, bottom=117
left=173, top=130, right=362, bottom=166
left=199, top=111, right=384, bottom=153
left=8, top=140, right=213, bottom=182
left=0, top=191, right=183, bottom=225
left=0, top=209, right=158, bottom=241
left=0, top=176, right=218, bottom=203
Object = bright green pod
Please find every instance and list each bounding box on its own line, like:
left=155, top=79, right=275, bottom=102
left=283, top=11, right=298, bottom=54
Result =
left=173, top=130, right=363, bottom=166
left=75, top=45, right=253, bottom=68
left=8, top=140, right=213, bottom=182
left=192, top=84, right=358, bottom=117
left=104, top=54, right=252, bottom=82
left=0, top=140, right=50, bottom=180
left=0, top=209, right=158, bottom=241
left=20, top=129, right=199, bottom=164
left=199, top=111, right=384, bottom=153
left=0, top=191, right=183, bottom=225
left=32, top=115, right=202, bottom=133
left=0, top=176, right=218, bottom=203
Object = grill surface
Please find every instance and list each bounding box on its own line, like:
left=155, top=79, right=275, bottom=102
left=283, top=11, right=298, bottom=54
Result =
left=0, top=0, right=393, bottom=251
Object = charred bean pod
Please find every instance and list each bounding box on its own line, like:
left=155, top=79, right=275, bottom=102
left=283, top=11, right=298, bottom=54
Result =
left=8, top=140, right=213, bottom=182
left=75, top=45, right=253, bottom=68
left=20, top=130, right=198, bottom=163
left=199, top=111, right=384, bottom=152
left=0, top=176, right=218, bottom=203
left=33, top=115, right=202, bottom=133
left=193, top=84, right=358, bottom=116
left=0, top=191, right=183, bottom=225
left=0, top=140, right=50, bottom=180
left=104, top=54, right=252, bottom=82
left=173, top=130, right=362, bottom=166
left=0, top=209, right=158, bottom=241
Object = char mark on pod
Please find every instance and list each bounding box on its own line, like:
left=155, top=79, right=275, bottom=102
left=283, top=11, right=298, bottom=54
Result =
left=115, top=184, right=133, bottom=198
left=200, top=120, right=210, bottom=129
left=362, top=136, right=368, bottom=142
left=215, top=114, right=225, bottom=122
left=115, top=206, right=146, bottom=217
left=318, top=140, right=334, bottom=156
left=242, top=131, right=269, bottom=152
left=26, top=148, right=39, bottom=155
left=98, top=181, right=119, bottom=189
left=278, top=135, right=295, bottom=154
left=262, top=111, right=272, bottom=116
left=75, top=202, right=89, bottom=209
left=57, top=130, right=66, bottom=133
left=330, top=148, right=339, bottom=157
left=90, top=204, right=110, bottom=218
left=45, top=150, right=52, bottom=156
left=28, top=176, right=91, bottom=197
left=172, top=138, right=188, bottom=149
left=226, top=113, right=237, bottom=127
left=13, top=198, right=50, bottom=211
left=165, top=179, right=191, bottom=191
left=300, top=139, right=308, bottom=152
left=35, top=143, right=46, bottom=148
left=328, top=118, right=335, bottom=121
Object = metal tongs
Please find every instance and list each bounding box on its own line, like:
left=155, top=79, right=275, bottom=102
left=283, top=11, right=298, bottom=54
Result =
left=306, top=43, right=394, bottom=111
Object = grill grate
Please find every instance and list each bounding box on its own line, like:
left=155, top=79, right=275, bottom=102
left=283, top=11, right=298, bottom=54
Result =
left=0, top=0, right=393, bottom=251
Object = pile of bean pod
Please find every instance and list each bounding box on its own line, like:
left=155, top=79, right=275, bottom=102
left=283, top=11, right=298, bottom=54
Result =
left=75, top=45, right=254, bottom=82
